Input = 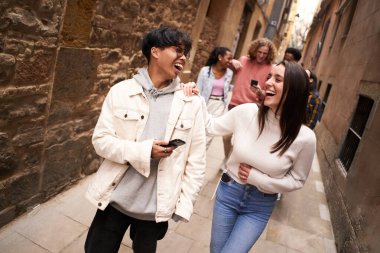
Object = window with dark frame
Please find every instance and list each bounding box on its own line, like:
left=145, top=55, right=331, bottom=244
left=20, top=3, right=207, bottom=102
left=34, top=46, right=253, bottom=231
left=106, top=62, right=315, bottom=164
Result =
left=316, top=18, right=330, bottom=61
left=339, top=95, right=374, bottom=171
left=340, top=0, right=358, bottom=47
left=318, top=80, right=323, bottom=91
left=252, top=21, right=262, bottom=41
left=319, top=83, right=332, bottom=121
left=329, top=0, right=344, bottom=52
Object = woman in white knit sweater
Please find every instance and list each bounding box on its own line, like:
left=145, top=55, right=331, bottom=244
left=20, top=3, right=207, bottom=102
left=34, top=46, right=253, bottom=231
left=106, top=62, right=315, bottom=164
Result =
left=184, top=60, right=316, bottom=252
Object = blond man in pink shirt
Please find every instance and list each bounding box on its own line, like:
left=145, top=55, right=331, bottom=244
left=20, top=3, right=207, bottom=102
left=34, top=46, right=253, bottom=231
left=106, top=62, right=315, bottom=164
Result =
left=229, top=38, right=277, bottom=109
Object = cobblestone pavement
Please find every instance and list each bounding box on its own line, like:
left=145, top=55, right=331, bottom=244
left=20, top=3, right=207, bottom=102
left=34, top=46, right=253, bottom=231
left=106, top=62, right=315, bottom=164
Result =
left=0, top=136, right=336, bottom=253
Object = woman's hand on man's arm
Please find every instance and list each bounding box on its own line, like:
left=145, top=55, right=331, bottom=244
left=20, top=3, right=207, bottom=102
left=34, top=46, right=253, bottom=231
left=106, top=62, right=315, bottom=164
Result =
left=180, top=82, right=199, bottom=96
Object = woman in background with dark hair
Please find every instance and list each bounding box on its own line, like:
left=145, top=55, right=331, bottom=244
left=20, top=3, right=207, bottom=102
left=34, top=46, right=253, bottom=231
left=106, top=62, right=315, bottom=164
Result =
left=184, top=61, right=316, bottom=252
left=305, top=69, right=321, bottom=129
left=197, top=47, right=233, bottom=148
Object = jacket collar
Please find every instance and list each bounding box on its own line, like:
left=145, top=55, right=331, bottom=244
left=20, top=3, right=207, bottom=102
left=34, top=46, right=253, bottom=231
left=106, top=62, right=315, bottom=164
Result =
left=121, top=79, right=195, bottom=140
left=163, top=90, right=194, bottom=139
left=125, top=80, right=145, bottom=96
left=126, top=79, right=192, bottom=101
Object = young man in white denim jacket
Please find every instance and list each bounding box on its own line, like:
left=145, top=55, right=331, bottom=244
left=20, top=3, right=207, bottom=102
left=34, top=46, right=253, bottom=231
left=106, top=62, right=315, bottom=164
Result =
left=85, top=27, right=206, bottom=253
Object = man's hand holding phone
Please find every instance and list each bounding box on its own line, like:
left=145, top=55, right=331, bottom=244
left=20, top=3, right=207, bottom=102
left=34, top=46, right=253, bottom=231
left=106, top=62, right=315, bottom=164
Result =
left=161, top=139, right=186, bottom=148
left=151, top=139, right=186, bottom=159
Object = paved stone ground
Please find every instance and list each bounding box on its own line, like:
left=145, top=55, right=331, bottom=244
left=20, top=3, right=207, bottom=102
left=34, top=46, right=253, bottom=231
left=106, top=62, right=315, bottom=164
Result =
left=0, top=136, right=336, bottom=253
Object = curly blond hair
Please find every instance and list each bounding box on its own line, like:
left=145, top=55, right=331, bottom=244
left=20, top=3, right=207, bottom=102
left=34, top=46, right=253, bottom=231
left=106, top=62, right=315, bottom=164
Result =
left=247, top=38, right=277, bottom=64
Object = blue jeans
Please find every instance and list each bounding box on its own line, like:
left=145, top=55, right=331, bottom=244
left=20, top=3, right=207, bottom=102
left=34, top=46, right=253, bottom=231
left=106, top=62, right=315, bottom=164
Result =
left=211, top=175, right=277, bottom=253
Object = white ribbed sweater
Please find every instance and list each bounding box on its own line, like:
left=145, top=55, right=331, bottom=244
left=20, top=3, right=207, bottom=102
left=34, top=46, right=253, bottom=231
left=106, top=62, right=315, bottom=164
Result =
left=207, top=103, right=316, bottom=194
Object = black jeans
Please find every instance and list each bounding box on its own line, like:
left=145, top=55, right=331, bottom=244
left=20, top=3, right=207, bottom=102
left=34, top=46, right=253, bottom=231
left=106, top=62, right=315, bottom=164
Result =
left=85, top=205, right=168, bottom=253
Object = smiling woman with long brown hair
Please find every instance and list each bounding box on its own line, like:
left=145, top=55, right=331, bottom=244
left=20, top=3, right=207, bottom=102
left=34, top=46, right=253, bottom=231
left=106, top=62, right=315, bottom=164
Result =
left=183, top=60, right=316, bottom=252
left=207, top=61, right=315, bottom=252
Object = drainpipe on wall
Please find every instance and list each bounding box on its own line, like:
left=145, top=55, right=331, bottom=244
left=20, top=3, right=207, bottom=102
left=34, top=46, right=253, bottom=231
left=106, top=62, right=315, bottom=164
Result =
left=264, top=0, right=284, bottom=39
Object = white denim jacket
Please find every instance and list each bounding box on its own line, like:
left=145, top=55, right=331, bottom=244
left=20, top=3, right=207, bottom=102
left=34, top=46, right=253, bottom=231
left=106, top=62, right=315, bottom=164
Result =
left=86, top=79, right=206, bottom=222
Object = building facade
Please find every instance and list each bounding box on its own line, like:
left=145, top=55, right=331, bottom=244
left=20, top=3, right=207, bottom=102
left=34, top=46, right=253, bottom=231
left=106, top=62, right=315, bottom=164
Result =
left=186, top=0, right=297, bottom=80
left=302, top=0, right=380, bottom=252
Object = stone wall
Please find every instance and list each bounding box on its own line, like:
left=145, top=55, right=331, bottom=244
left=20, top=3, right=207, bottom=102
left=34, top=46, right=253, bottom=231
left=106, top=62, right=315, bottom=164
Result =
left=189, top=17, right=219, bottom=81
left=302, top=0, right=380, bottom=252
left=0, top=0, right=200, bottom=227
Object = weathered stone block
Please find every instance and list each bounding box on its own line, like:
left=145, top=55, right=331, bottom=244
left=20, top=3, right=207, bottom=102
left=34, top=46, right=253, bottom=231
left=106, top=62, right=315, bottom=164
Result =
left=41, top=137, right=89, bottom=192
left=121, top=0, right=140, bottom=18
left=46, top=101, right=74, bottom=125
left=22, top=143, right=43, bottom=168
left=0, top=94, right=47, bottom=122
left=60, top=0, right=97, bottom=47
left=0, top=53, right=16, bottom=84
left=45, top=123, right=72, bottom=147
left=0, top=171, right=40, bottom=209
left=73, top=115, right=98, bottom=134
left=0, top=2, right=63, bottom=38
left=0, top=7, right=43, bottom=34
left=52, top=47, right=97, bottom=103
left=12, top=127, right=44, bottom=147
left=83, top=156, right=102, bottom=175
left=0, top=132, right=18, bottom=173
left=0, top=206, right=16, bottom=228
left=105, top=49, right=122, bottom=62
left=14, top=47, right=56, bottom=85
left=78, top=136, right=102, bottom=175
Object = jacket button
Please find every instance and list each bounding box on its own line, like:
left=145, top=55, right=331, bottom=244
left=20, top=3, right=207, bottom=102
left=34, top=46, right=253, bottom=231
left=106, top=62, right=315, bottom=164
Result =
left=124, top=114, right=128, bottom=118
left=98, top=202, right=102, bottom=207
left=181, top=124, right=184, bottom=128
left=112, top=182, right=116, bottom=186
left=141, top=115, right=144, bottom=119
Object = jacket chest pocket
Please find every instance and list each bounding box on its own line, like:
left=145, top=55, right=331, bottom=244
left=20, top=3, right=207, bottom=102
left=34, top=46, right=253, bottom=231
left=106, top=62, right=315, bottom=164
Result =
left=171, top=119, right=193, bottom=141
left=113, top=109, right=144, bottom=139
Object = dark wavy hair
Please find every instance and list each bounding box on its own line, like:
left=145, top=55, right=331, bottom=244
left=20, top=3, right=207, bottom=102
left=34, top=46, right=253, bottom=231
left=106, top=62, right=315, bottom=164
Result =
left=205, top=47, right=231, bottom=76
left=142, top=26, right=192, bottom=64
left=258, top=61, right=309, bottom=155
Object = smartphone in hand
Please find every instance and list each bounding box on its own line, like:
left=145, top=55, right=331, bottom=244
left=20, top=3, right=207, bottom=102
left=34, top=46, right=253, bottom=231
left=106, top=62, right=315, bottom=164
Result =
left=250, top=79, right=263, bottom=99
left=250, top=80, right=258, bottom=87
left=161, top=139, right=186, bottom=148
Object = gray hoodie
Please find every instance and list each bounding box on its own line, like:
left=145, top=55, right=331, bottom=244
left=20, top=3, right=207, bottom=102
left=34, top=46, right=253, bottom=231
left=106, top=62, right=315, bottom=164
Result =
left=110, top=67, right=180, bottom=221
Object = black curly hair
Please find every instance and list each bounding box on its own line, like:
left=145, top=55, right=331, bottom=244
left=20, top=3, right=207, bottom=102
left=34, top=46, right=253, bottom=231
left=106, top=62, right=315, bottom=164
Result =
left=205, top=47, right=231, bottom=76
left=142, top=26, right=192, bottom=64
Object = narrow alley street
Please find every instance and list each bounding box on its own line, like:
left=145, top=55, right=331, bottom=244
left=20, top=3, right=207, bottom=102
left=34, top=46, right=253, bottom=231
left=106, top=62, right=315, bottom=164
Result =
left=0, top=136, right=336, bottom=253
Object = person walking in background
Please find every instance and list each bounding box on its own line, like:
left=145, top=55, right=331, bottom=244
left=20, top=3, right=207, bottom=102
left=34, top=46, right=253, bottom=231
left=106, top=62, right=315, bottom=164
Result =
left=197, top=47, right=233, bottom=148
left=283, top=47, right=302, bottom=63
left=85, top=27, right=206, bottom=253
left=305, top=69, right=321, bottom=129
left=183, top=61, right=316, bottom=252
